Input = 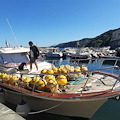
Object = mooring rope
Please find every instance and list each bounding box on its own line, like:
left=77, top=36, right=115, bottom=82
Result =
left=16, top=101, right=64, bottom=115
left=28, top=101, right=64, bottom=115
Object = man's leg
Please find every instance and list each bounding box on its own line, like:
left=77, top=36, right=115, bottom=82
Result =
left=35, top=63, right=38, bottom=71
left=30, top=63, right=32, bottom=71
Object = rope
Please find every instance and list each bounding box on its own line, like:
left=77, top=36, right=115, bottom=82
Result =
left=16, top=101, right=64, bottom=115
left=28, top=101, right=64, bottom=114
left=4, top=90, right=64, bottom=115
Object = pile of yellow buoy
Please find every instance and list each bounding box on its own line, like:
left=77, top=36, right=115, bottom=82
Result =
left=0, top=64, right=88, bottom=93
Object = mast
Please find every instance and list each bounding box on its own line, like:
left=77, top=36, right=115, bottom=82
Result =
left=6, top=18, right=20, bottom=47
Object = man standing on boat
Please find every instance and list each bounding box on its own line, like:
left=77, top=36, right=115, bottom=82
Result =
left=28, top=41, right=39, bottom=72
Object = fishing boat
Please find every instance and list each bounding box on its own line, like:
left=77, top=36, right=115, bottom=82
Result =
left=0, top=57, right=120, bottom=119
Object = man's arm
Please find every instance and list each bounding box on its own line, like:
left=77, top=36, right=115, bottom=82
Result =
left=35, top=46, right=40, bottom=59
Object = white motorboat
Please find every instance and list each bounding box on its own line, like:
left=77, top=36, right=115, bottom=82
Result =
left=44, top=47, right=63, bottom=58
left=70, top=47, right=92, bottom=59
left=0, top=58, right=120, bottom=119
left=62, top=47, right=77, bottom=57
left=45, top=51, right=63, bottom=58
left=98, top=46, right=117, bottom=58
left=0, top=46, right=53, bottom=73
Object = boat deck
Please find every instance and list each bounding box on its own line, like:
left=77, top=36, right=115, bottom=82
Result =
left=64, top=74, right=119, bottom=93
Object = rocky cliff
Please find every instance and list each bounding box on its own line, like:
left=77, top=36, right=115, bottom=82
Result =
left=53, top=28, right=120, bottom=49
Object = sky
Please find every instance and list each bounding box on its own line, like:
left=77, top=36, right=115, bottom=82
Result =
left=0, top=0, right=120, bottom=47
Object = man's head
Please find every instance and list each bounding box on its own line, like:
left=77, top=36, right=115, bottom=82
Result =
left=29, top=41, right=33, bottom=47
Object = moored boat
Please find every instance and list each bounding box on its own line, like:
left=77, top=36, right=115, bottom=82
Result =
left=0, top=46, right=53, bottom=73
left=0, top=58, right=120, bottom=119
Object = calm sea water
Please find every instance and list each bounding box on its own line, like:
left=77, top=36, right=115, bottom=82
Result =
left=6, top=57, right=120, bottom=120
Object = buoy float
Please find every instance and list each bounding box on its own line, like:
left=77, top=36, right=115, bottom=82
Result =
left=52, top=67, right=58, bottom=73
left=45, top=75, right=56, bottom=82
left=10, top=75, right=19, bottom=85
left=22, top=76, right=32, bottom=88
left=68, top=66, right=74, bottom=73
left=56, top=75, right=67, bottom=85
left=61, top=68, right=67, bottom=73
left=64, top=64, right=70, bottom=69
left=29, top=76, right=40, bottom=87
left=41, top=69, right=47, bottom=74
left=74, top=68, right=81, bottom=76
left=46, top=79, right=58, bottom=92
left=47, top=69, right=54, bottom=74
left=36, top=79, right=47, bottom=91
left=16, top=99, right=31, bottom=117
left=81, top=65, right=88, bottom=75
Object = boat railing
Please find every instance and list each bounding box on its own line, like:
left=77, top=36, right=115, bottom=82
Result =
left=29, top=59, right=119, bottom=92
left=0, top=58, right=120, bottom=96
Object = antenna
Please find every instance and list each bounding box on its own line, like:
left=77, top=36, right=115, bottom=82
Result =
left=6, top=18, right=19, bottom=46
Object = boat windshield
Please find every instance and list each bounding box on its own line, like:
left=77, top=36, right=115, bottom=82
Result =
left=0, top=53, right=29, bottom=64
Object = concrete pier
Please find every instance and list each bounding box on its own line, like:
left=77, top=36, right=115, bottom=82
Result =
left=0, top=103, right=25, bottom=120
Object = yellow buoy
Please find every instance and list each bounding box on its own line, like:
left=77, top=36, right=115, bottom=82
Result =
left=81, top=65, right=88, bottom=74
left=81, top=65, right=88, bottom=70
left=56, top=75, right=67, bottom=85
left=52, top=67, right=58, bottom=73
left=58, top=67, right=62, bottom=73
left=10, top=75, right=19, bottom=85
left=36, top=79, right=47, bottom=91
left=46, top=79, right=58, bottom=92
left=68, top=66, right=74, bottom=73
left=60, top=65, right=64, bottom=69
left=61, top=68, right=67, bottom=73
left=23, top=77, right=32, bottom=83
left=2, top=73, right=8, bottom=82
left=45, top=75, right=56, bottom=82
left=22, top=76, right=32, bottom=88
left=65, top=64, right=70, bottom=69
left=81, top=66, right=88, bottom=71
left=2, top=74, right=11, bottom=83
left=75, top=66, right=80, bottom=70
left=47, top=69, right=54, bottom=74
left=0, top=72, right=2, bottom=79
left=41, top=69, right=47, bottom=74
left=22, top=76, right=27, bottom=82
left=29, top=76, right=40, bottom=87
left=74, top=68, right=81, bottom=76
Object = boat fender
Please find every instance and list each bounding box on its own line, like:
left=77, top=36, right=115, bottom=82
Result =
left=115, top=96, right=120, bottom=101
left=16, top=99, right=31, bottom=117
left=18, top=62, right=26, bottom=70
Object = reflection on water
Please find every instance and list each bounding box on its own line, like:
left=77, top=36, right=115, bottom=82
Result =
left=91, top=99, right=120, bottom=120
left=26, top=112, right=89, bottom=120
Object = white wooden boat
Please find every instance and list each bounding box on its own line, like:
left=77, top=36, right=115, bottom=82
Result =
left=0, top=58, right=120, bottom=119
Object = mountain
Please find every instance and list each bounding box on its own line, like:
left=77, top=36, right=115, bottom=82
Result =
left=53, top=28, right=120, bottom=48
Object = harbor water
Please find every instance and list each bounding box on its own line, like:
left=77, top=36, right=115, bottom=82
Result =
left=4, top=57, right=120, bottom=120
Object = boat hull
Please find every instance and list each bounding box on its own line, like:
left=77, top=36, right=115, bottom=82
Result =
left=4, top=90, right=107, bottom=118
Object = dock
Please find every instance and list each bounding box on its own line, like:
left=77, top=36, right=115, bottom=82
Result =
left=0, top=103, right=25, bottom=120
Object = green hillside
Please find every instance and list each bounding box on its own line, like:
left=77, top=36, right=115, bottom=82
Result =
left=54, top=28, right=120, bottom=48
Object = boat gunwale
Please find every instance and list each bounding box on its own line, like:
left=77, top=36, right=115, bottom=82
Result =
left=0, top=71, right=120, bottom=101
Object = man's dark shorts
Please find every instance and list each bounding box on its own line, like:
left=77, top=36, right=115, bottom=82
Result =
left=30, top=57, right=36, bottom=63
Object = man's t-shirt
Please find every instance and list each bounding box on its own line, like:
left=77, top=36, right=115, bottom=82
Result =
left=30, top=46, right=39, bottom=59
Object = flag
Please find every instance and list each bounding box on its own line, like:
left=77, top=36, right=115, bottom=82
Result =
left=5, top=40, right=9, bottom=48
